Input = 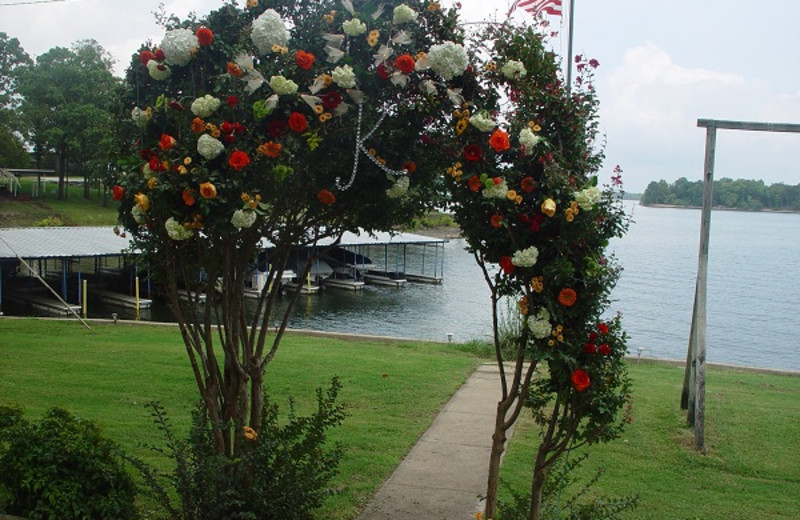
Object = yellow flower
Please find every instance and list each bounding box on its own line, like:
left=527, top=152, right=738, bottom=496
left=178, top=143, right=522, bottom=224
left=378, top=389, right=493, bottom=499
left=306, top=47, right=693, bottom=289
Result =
left=134, top=192, right=149, bottom=211
left=515, top=195, right=523, bottom=204
left=323, top=10, right=336, bottom=23
left=541, top=198, right=557, bottom=217
left=506, top=189, right=517, bottom=201
left=415, top=51, right=427, bottom=61
left=547, top=339, right=555, bottom=347
left=428, top=1, right=441, bottom=11
left=206, top=123, right=221, bottom=138
left=178, top=165, right=188, bottom=175
left=246, top=0, right=258, bottom=7
left=485, top=62, right=497, bottom=71
left=313, top=104, right=324, bottom=114
left=272, top=44, right=288, bottom=54
left=565, top=212, right=575, bottom=222
left=243, top=426, right=258, bottom=441
left=147, top=177, right=157, bottom=190
left=367, top=29, right=380, bottom=47
left=319, top=112, right=332, bottom=122
left=455, top=118, right=469, bottom=135
left=183, top=156, right=192, bottom=165
left=529, top=121, right=542, bottom=132
left=531, top=276, right=544, bottom=293
left=318, top=73, right=333, bottom=87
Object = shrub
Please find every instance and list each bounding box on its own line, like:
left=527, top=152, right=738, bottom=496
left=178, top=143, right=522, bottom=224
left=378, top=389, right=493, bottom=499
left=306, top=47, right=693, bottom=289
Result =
left=0, top=406, right=138, bottom=520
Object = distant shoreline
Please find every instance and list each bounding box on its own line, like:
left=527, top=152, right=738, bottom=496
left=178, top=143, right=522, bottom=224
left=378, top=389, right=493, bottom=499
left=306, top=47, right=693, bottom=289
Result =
left=640, top=203, right=800, bottom=214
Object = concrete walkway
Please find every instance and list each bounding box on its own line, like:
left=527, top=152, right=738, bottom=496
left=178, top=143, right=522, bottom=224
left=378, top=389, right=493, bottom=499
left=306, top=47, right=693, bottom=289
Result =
left=357, top=363, right=503, bottom=520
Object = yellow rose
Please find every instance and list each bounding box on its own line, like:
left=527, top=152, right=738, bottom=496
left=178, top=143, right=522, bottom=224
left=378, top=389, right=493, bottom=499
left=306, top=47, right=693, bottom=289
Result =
left=541, top=198, right=556, bottom=217
left=134, top=192, right=150, bottom=211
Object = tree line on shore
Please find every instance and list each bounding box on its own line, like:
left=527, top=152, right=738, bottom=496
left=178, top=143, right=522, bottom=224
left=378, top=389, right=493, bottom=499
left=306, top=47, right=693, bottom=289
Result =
left=641, top=177, right=800, bottom=211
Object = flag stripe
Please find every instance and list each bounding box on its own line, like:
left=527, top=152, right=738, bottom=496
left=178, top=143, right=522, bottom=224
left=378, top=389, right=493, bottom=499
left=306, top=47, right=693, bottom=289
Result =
left=516, top=0, right=562, bottom=16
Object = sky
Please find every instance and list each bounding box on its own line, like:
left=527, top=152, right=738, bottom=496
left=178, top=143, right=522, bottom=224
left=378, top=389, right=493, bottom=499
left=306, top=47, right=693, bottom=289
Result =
left=1, top=0, right=799, bottom=193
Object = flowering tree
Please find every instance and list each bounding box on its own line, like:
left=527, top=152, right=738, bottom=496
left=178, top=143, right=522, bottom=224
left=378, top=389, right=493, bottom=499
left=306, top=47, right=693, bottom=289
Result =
left=442, top=23, right=632, bottom=519
left=112, top=0, right=476, bottom=457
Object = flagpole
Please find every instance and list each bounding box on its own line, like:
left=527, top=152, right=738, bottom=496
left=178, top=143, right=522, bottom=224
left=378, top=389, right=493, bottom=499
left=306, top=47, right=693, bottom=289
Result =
left=565, top=0, right=575, bottom=96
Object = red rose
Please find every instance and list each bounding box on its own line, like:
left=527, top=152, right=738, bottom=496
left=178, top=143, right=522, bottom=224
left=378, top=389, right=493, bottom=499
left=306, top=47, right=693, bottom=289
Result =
left=584, top=343, right=597, bottom=355
left=463, top=144, right=482, bottom=162
left=376, top=63, right=390, bottom=80
left=233, top=122, right=245, bottom=135
left=288, top=112, right=308, bottom=133
left=321, top=91, right=342, bottom=110
left=490, top=214, right=503, bottom=228
left=317, top=189, right=336, bottom=205
left=401, top=161, right=417, bottom=174
left=393, top=53, right=415, bottom=74
left=168, top=101, right=185, bottom=111
left=220, top=121, right=234, bottom=134
left=112, top=185, right=125, bottom=201
left=196, top=27, right=214, bottom=46
left=139, top=49, right=156, bottom=66
left=571, top=369, right=590, bottom=392
left=154, top=48, right=165, bottom=61
left=520, top=176, right=537, bottom=193
left=223, top=134, right=236, bottom=144
left=159, top=133, right=176, bottom=151
left=267, top=119, right=287, bottom=138
left=598, top=343, right=611, bottom=356
left=295, top=50, right=316, bottom=70
left=499, top=256, right=515, bottom=275
left=529, top=213, right=544, bottom=232
left=228, top=150, right=250, bottom=171
left=227, top=95, right=239, bottom=107
left=597, top=322, right=609, bottom=335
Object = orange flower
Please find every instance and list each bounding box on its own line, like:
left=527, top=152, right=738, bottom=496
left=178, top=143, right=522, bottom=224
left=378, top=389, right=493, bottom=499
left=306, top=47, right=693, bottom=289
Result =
left=159, top=133, right=176, bottom=150
left=295, top=50, right=316, bottom=70
left=134, top=192, right=149, bottom=211
left=317, top=189, right=336, bottom=205
left=468, top=175, right=481, bottom=192
left=196, top=26, right=214, bottom=46
left=558, top=288, right=577, bottom=307
left=490, top=214, right=503, bottom=228
left=401, top=161, right=417, bottom=174
left=228, top=150, right=250, bottom=171
left=288, top=112, right=308, bottom=133
left=243, top=426, right=258, bottom=441
left=199, top=182, right=217, bottom=199
left=394, top=53, right=415, bottom=74
left=258, top=141, right=282, bottom=158
left=227, top=62, right=243, bottom=77
left=191, top=117, right=205, bottom=133
left=488, top=129, right=511, bottom=152
left=182, top=189, right=196, bottom=206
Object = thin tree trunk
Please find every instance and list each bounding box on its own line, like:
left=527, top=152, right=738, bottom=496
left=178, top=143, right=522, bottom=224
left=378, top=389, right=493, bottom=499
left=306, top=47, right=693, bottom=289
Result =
left=528, top=457, right=550, bottom=520
left=484, top=397, right=512, bottom=519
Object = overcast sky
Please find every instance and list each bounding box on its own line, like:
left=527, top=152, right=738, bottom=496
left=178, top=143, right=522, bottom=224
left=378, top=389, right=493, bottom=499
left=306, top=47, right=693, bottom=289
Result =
left=1, top=0, right=799, bottom=192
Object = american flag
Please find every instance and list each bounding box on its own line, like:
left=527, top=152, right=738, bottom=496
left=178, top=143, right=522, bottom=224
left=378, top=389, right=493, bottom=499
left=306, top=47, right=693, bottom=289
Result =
left=511, top=0, right=563, bottom=17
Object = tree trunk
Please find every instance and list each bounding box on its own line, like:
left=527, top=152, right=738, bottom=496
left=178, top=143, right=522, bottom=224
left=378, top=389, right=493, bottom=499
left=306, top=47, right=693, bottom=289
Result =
left=483, top=399, right=511, bottom=519
left=56, top=148, right=66, bottom=200
left=528, top=458, right=549, bottom=520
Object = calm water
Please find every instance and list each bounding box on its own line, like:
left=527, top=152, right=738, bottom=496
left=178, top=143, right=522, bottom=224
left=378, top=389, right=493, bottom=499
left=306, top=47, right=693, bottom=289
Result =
left=74, top=205, right=800, bottom=371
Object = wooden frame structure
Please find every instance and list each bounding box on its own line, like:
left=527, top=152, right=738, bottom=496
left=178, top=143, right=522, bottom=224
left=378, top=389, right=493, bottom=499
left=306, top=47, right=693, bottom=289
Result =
left=681, top=118, right=800, bottom=452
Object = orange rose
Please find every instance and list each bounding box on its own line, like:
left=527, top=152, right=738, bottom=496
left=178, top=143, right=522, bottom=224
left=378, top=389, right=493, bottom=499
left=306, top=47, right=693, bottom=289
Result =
left=196, top=27, right=214, bottom=46
left=488, top=129, right=510, bottom=152
left=258, top=141, right=282, bottom=158
left=199, top=182, right=217, bottom=199
left=571, top=369, right=590, bottom=392
left=394, top=53, right=415, bottom=74
left=182, top=189, right=196, bottom=206
left=191, top=117, right=205, bottom=133
left=159, top=133, right=176, bottom=150
left=558, top=288, right=577, bottom=307
left=227, top=62, right=243, bottom=77
left=295, top=50, right=316, bottom=70
left=228, top=150, right=250, bottom=171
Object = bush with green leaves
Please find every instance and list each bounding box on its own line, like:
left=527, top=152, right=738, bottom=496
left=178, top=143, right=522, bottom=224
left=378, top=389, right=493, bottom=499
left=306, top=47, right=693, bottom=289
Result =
left=0, top=406, right=137, bottom=520
left=129, top=377, right=345, bottom=520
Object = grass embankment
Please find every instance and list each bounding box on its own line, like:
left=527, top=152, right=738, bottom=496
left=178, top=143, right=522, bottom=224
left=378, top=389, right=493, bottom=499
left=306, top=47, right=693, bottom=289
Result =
left=0, top=318, right=483, bottom=519
left=2, top=319, right=799, bottom=519
left=498, top=361, right=800, bottom=520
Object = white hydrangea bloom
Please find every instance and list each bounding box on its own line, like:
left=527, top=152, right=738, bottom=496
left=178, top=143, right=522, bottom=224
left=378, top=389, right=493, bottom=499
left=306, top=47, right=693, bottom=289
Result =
left=131, top=205, right=147, bottom=224
left=575, top=186, right=602, bottom=211
left=191, top=94, right=221, bottom=118
left=131, top=107, right=150, bottom=128
left=342, top=18, right=367, bottom=36
left=528, top=308, right=552, bottom=339
left=519, top=127, right=542, bottom=154
left=165, top=217, right=194, bottom=241
left=268, top=75, right=298, bottom=95
left=386, top=176, right=410, bottom=198
left=146, top=60, right=171, bottom=81
left=511, top=245, right=539, bottom=267
left=393, top=4, right=418, bottom=24
left=197, top=134, right=225, bottom=160
left=251, top=9, right=291, bottom=55
left=160, top=28, right=199, bottom=66
left=469, top=111, right=496, bottom=132
left=426, top=41, right=468, bottom=80
left=231, top=209, right=257, bottom=229
left=332, top=64, right=357, bottom=88
left=482, top=178, right=509, bottom=199
left=501, top=59, right=527, bottom=79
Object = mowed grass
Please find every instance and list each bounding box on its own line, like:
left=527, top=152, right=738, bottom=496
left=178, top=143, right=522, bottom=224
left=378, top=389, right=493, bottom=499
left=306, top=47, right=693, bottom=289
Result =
left=0, top=178, right=118, bottom=227
left=497, top=360, right=800, bottom=520
left=0, top=318, right=483, bottom=519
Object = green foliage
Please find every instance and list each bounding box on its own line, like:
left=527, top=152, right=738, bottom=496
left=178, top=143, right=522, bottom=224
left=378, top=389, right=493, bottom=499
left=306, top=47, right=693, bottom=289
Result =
left=32, top=216, right=64, bottom=227
left=130, top=378, right=346, bottom=520
left=641, top=176, right=800, bottom=211
left=0, top=406, right=137, bottom=520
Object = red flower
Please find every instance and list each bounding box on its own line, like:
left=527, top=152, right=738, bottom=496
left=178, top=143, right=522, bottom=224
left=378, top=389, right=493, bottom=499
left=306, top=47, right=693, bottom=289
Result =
left=228, top=150, right=250, bottom=171
left=520, top=176, right=537, bottom=193
left=295, top=50, right=316, bottom=70
left=268, top=119, right=287, bottom=138
left=233, top=122, right=246, bottom=135
left=376, top=63, right=390, bottom=80
left=401, top=161, right=417, bottom=174
left=597, top=322, right=609, bottom=335
left=148, top=157, right=164, bottom=172
left=112, top=185, right=125, bottom=201
left=558, top=288, right=577, bottom=307
left=529, top=213, right=544, bottom=232
left=490, top=214, right=503, bottom=228
left=182, top=189, right=196, bottom=206
left=317, top=189, right=336, bottom=205
left=139, top=50, right=156, bottom=66
left=572, top=369, right=590, bottom=392
left=227, top=95, right=239, bottom=107
left=598, top=343, right=611, bottom=356
left=499, top=256, right=515, bottom=275
left=488, top=129, right=511, bottom=152
left=196, top=27, right=214, bottom=46
left=227, top=62, right=243, bottom=77
left=468, top=176, right=482, bottom=192
left=394, top=53, right=415, bottom=74
left=463, top=144, right=482, bottom=162
left=588, top=332, right=598, bottom=343
left=154, top=48, right=165, bottom=61
left=288, top=112, right=308, bottom=133
left=220, top=121, right=234, bottom=135
left=322, top=91, right=343, bottom=110
left=159, top=133, right=176, bottom=151
left=584, top=343, right=597, bottom=355
left=168, top=101, right=185, bottom=111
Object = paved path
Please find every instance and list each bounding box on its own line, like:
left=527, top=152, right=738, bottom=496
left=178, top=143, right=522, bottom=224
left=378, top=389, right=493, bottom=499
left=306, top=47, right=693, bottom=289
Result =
left=357, top=363, right=503, bottom=520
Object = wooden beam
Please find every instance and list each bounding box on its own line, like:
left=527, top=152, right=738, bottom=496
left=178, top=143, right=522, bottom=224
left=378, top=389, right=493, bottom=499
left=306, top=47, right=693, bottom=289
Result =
left=697, top=119, right=800, bottom=133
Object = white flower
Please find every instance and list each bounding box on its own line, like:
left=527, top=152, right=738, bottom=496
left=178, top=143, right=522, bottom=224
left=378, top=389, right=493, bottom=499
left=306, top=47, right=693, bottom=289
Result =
left=426, top=41, right=468, bottom=80
left=268, top=75, right=298, bottom=95
left=575, top=186, right=602, bottom=211
left=393, top=4, right=418, bottom=24
left=146, top=60, right=171, bottom=81
left=528, top=308, right=552, bottom=339
left=131, top=107, right=150, bottom=128
left=511, top=245, right=539, bottom=268
left=251, top=9, right=291, bottom=54
left=131, top=205, right=147, bottom=224
left=342, top=18, right=367, bottom=36
left=197, top=134, right=225, bottom=160
left=482, top=178, right=508, bottom=199
left=160, top=28, right=199, bottom=66
left=191, top=94, right=221, bottom=118
left=469, top=111, right=496, bottom=132
left=231, top=209, right=257, bottom=229
left=332, top=64, right=357, bottom=88
left=501, top=59, right=527, bottom=80
left=419, top=79, right=437, bottom=95
left=386, top=176, right=410, bottom=198
left=165, top=217, right=194, bottom=241
left=519, top=127, right=542, bottom=154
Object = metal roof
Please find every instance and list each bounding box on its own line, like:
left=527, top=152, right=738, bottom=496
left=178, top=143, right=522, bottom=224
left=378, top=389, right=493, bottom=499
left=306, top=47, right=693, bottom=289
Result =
left=0, top=227, right=131, bottom=260
left=0, top=227, right=444, bottom=261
